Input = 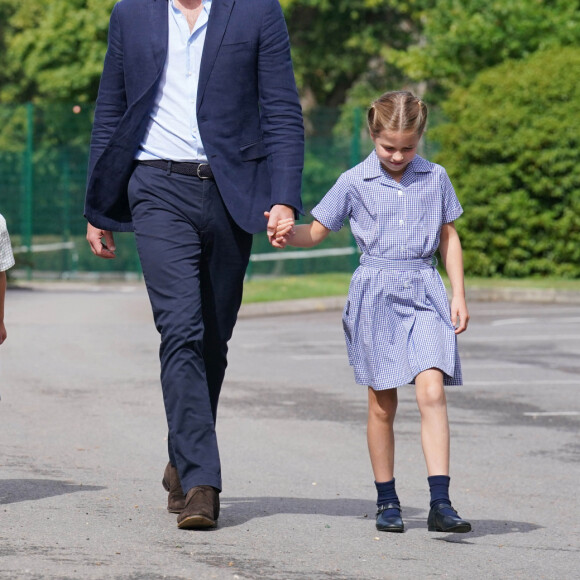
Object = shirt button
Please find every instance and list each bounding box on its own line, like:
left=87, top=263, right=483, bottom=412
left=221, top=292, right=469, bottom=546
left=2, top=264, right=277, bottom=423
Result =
left=401, top=245, right=407, bottom=251
left=399, top=220, right=404, bottom=226
left=398, top=190, right=403, bottom=197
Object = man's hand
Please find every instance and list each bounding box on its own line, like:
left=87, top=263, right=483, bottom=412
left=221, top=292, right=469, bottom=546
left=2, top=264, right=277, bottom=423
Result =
left=266, top=204, right=294, bottom=249
left=86, top=223, right=116, bottom=259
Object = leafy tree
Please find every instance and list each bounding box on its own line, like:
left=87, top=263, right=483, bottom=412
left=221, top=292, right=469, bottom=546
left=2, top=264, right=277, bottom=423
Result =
left=432, top=47, right=580, bottom=277
left=0, top=0, right=115, bottom=103
left=390, top=0, right=580, bottom=99
left=281, top=0, right=420, bottom=107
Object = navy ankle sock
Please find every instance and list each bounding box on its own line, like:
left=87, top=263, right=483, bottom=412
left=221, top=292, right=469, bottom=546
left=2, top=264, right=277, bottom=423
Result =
left=375, top=478, right=400, bottom=516
left=428, top=475, right=456, bottom=516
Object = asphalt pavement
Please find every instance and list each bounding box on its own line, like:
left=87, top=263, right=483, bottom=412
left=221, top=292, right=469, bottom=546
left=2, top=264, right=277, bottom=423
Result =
left=1, top=283, right=579, bottom=579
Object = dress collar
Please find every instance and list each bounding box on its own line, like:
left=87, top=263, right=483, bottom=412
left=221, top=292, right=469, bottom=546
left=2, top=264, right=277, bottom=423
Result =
left=362, top=151, right=433, bottom=181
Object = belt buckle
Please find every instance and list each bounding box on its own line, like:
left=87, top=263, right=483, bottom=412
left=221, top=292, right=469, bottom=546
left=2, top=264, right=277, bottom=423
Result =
left=196, top=163, right=210, bottom=180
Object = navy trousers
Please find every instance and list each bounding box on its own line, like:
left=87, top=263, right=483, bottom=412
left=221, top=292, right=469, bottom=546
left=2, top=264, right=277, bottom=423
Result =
left=128, top=164, right=253, bottom=493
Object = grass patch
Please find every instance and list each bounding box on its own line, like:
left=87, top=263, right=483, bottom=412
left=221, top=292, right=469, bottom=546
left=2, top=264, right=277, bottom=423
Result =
left=243, top=272, right=351, bottom=303
left=243, top=272, right=580, bottom=304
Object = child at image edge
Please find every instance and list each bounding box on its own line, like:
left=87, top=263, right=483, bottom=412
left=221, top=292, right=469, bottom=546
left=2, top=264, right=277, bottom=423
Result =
left=270, top=91, right=471, bottom=533
left=0, top=211, right=15, bottom=406
left=0, top=213, right=15, bottom=348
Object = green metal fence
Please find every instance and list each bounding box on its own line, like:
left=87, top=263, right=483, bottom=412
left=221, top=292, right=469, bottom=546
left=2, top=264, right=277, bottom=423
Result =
left=0, top=103, right=375, bottom=279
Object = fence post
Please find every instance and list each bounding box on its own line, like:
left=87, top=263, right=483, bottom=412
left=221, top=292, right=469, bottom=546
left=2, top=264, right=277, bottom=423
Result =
left=350, top=107, right=361, bottom=167
left=22, top=102, right=34, bottom=280
left=61, top=148, right=72, bottom=274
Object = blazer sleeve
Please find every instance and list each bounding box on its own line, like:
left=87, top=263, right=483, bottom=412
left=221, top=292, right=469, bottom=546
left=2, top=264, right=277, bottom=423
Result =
left=88, top=5, right=128, bottom=180
left=257, top=0, right=304, bottom=214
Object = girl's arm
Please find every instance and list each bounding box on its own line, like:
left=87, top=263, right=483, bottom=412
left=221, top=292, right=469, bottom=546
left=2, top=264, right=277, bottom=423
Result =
left=275, top=218, right=331, bottom=248
left=439, top=222, right=469, bottom=334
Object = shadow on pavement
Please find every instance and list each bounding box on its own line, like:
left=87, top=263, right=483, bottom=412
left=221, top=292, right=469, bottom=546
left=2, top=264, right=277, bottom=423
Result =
left=221, top=497, right=542, bottom=540
left=220, top=496, right=423, bottom=527
left=428, top=519, right=543, bottom=543
left=0, top=479, right=106, bottom=505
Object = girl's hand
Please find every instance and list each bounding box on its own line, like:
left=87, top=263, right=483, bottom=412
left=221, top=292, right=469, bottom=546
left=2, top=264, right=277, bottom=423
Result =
left=275, top=218, right=295, bottom=238
left=450, top=295, right=469, bottom=334
left=264, top=212, right=295, bottom=248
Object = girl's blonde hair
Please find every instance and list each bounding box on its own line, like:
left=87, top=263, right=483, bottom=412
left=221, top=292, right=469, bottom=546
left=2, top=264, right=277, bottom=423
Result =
left=367, top=91, right=428, bottom=137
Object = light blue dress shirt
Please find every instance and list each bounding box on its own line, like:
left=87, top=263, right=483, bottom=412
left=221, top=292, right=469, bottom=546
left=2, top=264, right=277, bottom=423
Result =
left=137, top=0, right=211, bottom=162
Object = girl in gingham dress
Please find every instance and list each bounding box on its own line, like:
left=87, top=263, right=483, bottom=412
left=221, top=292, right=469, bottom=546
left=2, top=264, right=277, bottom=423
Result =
left=270, top=91, right=471, bottom=534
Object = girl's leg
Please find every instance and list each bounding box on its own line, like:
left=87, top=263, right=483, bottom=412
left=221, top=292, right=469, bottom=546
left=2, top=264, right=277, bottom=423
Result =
left=415, top=368, right=471, bottom=532
left=368, top=387, right=404, bottom=532
left=415, top=368, right=449, bottom=476
left=367, top=386, right=398, bottom=481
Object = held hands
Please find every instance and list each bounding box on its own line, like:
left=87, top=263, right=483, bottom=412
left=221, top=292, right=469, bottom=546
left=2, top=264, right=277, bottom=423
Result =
left=264, top=207, right=295, bottom=248
left=450, top=295, right=469, bottom=334
left=86, top=222, right=116, bottom=259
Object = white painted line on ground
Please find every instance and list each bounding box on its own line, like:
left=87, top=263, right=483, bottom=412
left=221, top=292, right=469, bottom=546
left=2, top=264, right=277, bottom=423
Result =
left=491, top=318, right=538, bottom=326
left=466, top=379, right=580, bottom=386
left=461, top=334, right=580, bottom=343
left=523, top=412, right=580, bottom=417
left=461, top=361, right=530, bottom=369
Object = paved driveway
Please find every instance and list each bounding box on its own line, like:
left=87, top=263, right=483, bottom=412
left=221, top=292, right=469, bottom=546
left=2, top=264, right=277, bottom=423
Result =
left=1, top=285, right=578, bottom=579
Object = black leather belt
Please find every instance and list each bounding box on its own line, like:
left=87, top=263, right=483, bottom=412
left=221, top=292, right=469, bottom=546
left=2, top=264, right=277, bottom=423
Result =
left=138, top=159, right=214, bottom=179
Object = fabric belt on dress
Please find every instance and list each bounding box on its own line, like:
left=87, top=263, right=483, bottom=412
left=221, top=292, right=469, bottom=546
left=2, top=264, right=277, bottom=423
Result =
left=360, top=254, right=437, bottom=271
left=138, top=159, right=214, bottom=180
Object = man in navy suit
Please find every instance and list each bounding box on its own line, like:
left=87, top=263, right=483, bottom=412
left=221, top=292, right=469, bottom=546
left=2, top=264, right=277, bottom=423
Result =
left=85, top=0, right=303, bottom=529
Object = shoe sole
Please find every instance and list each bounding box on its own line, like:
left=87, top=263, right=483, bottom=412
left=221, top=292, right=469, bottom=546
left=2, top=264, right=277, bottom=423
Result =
left=177, top=514, right=217, bottom=530
left=376, top=526, right=405, bottom=533
left=428, top=523, right=471, bottom=533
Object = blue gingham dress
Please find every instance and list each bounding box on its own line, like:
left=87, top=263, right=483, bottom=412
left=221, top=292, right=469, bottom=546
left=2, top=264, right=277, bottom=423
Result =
left=311, top=152, right=463, bottom=390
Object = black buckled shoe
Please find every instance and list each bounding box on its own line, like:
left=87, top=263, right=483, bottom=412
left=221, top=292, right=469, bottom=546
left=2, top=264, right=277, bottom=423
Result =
left=376, top=503, right=404, bottom=533
left=427, top=503, right=471, bottom=533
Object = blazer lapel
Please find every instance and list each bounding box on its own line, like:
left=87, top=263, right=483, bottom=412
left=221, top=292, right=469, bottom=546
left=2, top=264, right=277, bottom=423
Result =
left=197, top=0, right=235, bottom=111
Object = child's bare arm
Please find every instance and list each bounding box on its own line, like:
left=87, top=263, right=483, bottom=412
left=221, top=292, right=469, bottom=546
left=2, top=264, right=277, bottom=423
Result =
left=439, top=222, right=469, bottom=334
left=282, top=219, right=331, bottom=248
left=0, top=270, right=7, bottom=345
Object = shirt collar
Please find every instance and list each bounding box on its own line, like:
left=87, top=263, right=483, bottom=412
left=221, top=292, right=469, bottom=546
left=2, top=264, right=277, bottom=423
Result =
left=363, top=151, right=433, bottom=181
left=169, top=0, right=212, bottom=13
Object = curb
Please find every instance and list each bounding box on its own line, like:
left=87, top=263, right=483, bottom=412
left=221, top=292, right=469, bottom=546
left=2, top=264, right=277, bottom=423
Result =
left=466, top=286, right=580, bottom=305
left=238, top=296, right=346, bottom=318
left=10, top=281, right=580, bottom=318
left=239, top=286, right=580, bottom=318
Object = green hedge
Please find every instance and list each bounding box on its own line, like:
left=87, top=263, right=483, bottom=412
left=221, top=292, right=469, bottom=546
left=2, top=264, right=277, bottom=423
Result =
left=433, top=47, right=580, bottom=277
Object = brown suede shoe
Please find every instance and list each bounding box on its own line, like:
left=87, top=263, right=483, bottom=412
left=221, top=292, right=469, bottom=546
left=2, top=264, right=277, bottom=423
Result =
left=161, top=462, right=186, bottom=514
left=176, top=485, right=220, bottom=529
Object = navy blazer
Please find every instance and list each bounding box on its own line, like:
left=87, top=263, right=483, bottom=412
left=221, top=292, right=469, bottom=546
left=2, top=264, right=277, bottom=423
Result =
left=85, top=0, right=304, bottom=234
